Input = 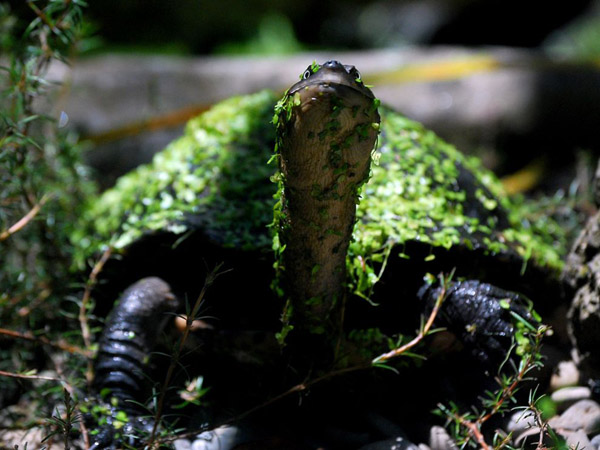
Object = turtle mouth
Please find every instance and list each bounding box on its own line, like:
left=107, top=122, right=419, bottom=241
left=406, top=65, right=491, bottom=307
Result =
left=292, top=81, right=373, bottom=106
left=289, top=78, right=374, bottom=99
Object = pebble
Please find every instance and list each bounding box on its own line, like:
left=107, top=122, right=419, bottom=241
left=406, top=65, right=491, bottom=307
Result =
left=590, top=433, right=600, bottom=449
left=0, top=428, right=64, bottom=450
left=428, top=426, right=457, bottom=450
left=174, top=439, right=192, bottom=450
left=188, top=426, right=248, bottom=450
left=358, top=436, right=420, bottom=450
left=564, top=429, right=593, bottom=449
left=512, top=427, right=552, bottom=449
left=551, top=386, right=592, bottom=408
left=550, top=360, right=580, bottom=391
left=505, top=409, right=537, bottom=436
left=549, top=399, right=600, bottom=435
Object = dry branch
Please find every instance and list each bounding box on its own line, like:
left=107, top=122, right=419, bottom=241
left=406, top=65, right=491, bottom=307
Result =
left=0, top=194, right=50, bottom=242
left=0, top=327, right=90, bottom=356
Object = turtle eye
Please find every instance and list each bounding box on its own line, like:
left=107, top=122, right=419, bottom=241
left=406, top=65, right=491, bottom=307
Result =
left=302, top=69, right=312, bottom=80
left=351, top=68, right=362, bottom=82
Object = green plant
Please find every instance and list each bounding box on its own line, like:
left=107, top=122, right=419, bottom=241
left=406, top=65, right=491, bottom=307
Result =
left=144, top=264, right=226, bottom=448
left=436, top=308, right=550, bottom=449
left=43, top=389, right=82, bottom=450
left=0, top=0, right=95, bottom=441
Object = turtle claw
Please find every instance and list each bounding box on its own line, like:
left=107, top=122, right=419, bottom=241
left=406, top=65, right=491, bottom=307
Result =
left=419, top=279, right=535, bottom=364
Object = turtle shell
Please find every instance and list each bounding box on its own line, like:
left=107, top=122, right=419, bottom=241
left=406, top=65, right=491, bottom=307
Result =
left=74, top=90, right=565, bottom=317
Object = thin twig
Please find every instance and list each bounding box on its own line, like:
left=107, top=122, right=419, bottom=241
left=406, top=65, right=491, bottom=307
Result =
left=27, top=1, right=57, bottom=32
left=0, top=369, right=61, bottom=382
left=17, top=286, right=51, bottom=317
left=372, top=273, right=447, bottom=364
left=164, top=363, right=368, bottom=443
left=0, top=194, right=50, bottom=241
left=446, top=409, right=491, bottom=450
left=159, top=273, right=450, bottom=445
left=441, top=325, right=546, bottom=448
left=0, top=327, right=90, bottom=356
left=80, top=246, right=113, bottom=386
left=479, top=333, right=543, bottom=425
left=147, top=264, right=227, bottom=448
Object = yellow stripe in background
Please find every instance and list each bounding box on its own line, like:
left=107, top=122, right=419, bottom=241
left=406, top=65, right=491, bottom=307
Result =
left=366, top=55, right=501, bottom=85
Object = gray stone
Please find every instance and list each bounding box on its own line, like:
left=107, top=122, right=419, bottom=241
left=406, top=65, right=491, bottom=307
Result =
left=359, top=436, right=420, bottom=450
left=549, top=399, right=600, bottom=435
left=428, top=426, right=457, bottom=450
left=45, top=49, right=600, bottom=191
left=563, top=179, right=600, bottom=373
left=513, top=426, right=558, bottom=449
left=505, top=409, right=537, bottom=435
left=550, top=360, right=580, bottom=391
left=551, top=386, right=592, bottom=407
left=590, top=433, right=600, bottom=449
left=173, top=438, right=192, bottom=450
left=564, top=429, right=593, bottom=449
left=191, top=426, right=247, bottom=450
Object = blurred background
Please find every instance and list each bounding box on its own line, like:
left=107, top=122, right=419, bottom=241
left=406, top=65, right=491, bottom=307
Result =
left=7, top=0, right=600, bottom=192
left=77, top=0, right=600, bottom=54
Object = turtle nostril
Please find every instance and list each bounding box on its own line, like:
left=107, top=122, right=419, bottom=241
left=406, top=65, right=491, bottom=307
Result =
left=323, top=60, right=343, bottom=69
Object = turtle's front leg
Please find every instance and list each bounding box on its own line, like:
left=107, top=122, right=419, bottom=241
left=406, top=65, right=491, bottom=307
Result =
left=418, top=279, right=535, bottom=364
left=89, top=277, right=179, bottom=449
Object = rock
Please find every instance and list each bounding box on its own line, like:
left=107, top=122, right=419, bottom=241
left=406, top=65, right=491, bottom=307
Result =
left=359, top=436, right=421, bottom=450
left=505, top=410, right=538, bottom=436
left=549, top=399, right=600, bottom=435
left=174, top=438, right=193, bottom=450
left=428, top=425, right=457, bottom=450
left=506, top=410, right=556, bottom=448
left=590, top=433, right=600, bottom=449
left=564, top=429, right=593, bottom=449
left=550, top=360, right=580, bottom=391
left=48, top=49, right=600, bottom=190
left=0, top=427, right=65, bottom=450
left=551, top=386, right=592, bottom=408
left=190, top=426, right=248, bottom=450
left=512, top=426, right=553, bottom=449
left=563, top=162, right=600, bottom=377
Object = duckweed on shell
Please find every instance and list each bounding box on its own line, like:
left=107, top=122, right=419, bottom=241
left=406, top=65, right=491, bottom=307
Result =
left=74, top=92, right=565, bottom=303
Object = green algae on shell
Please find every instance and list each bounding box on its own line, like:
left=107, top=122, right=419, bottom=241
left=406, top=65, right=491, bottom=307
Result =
left=74, top=91, right=566, bottom=304
left=73, top=90, right=279, bottom=266
left=349, top=107, right=565, bottom=299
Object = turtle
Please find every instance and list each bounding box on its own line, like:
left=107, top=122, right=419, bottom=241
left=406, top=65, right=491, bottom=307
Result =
left=73, top=60, right=567, bottom=448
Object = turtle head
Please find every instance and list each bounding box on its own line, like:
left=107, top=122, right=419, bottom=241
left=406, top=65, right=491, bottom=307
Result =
left=289, top=60, right=376, bottom=103
left=279, top=60, right=379, bottom=152
left=273, top=61, right=380, bottom=338
left=274, top=60, right=380, bottom=199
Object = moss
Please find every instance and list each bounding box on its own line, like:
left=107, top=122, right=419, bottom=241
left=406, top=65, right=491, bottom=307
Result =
left=73, top=90, right=279, bottom=265
left=75, top=92, right=566, bottom=311
left=348, top=107, right=566, bottom=300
